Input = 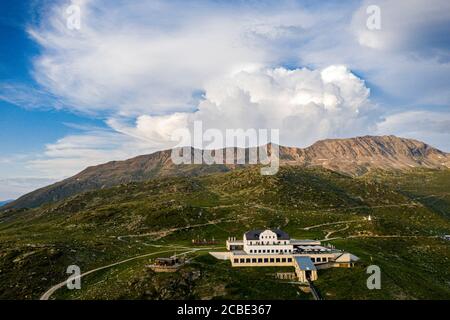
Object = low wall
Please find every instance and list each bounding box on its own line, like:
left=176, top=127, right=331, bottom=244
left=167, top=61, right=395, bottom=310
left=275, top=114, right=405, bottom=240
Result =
left=209, top=251, right=231, bottom=260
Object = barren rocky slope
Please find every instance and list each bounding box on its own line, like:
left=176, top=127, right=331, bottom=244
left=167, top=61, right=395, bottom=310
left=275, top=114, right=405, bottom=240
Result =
left=4, top=135, right=449, bottom=209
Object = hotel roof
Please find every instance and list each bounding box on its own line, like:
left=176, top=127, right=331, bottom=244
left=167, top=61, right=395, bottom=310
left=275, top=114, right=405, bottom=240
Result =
left=245, top=229, right=290, bottom=240
left=335, top=253, right=360, bottom=263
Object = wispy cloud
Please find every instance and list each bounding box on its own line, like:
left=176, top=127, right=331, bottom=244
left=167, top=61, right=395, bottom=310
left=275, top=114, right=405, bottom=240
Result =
left=0, top=83, right=68, bottom=111
left=0, top=177, right=57, bottom=200
left=376, top=110, right=450, bottom=149
left=26, top=126, right=159, bottom=178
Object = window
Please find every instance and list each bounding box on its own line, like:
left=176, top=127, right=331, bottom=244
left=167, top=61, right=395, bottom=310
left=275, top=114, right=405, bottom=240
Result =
left=311, top=257, right=315, bottom=262
left=264, top=258, right=268, bottom=263
left=234, top=259, right=238, bottom=263
left=246, top=258, right=251, bottom=263
left=281, top=258, right=286, bottom=262
left=258, top=258, right=262, bottom=263
left=249, top=250, right=253, bottom=253
left=276, top=258, right=280, bottom=263
left=270, top=258, right=274, bottom=263
left=240, top=258, right=245, bottom=263
left=252, top=258, right=256, bottom=263
left=287, top=258, right=292, bottom=262
left=317, top=257, right=321, bottom=262
left=258, top=250, right=261, bottom=253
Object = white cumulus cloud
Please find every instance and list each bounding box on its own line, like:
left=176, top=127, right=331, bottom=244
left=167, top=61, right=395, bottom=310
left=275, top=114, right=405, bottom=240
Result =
left=114, top=65, right=375, bottom=148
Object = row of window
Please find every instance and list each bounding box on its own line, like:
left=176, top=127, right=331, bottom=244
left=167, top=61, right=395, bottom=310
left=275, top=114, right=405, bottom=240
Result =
left=248, top=241, right=288, bottom=245
left=249, top=248, right=292, bottom=254
left=233, top=257, right=293, bottom=264
left=311, top=257, right=328, bottom=262
left=233, top=256, right=329, bottom=263
left=260, top=235, right=276, bottom=239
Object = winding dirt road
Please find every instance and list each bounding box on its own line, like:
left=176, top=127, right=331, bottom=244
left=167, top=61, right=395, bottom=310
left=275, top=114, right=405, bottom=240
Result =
left=302, top=219, right=363, bottom=230
left=117, top=217, right=248, bottom=242
left=39, top=249, right=187, bottom=300
left=323, top=224, right=349, bottom=240
left=41, top=217, right=233, bottom=300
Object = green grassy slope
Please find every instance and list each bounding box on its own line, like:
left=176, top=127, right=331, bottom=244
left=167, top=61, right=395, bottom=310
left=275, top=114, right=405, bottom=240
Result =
left=0, top=167, right=449, bottom=299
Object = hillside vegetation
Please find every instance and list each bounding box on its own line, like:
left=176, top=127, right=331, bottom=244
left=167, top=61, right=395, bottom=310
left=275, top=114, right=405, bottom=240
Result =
left=0, top=167, right=449, bottom=299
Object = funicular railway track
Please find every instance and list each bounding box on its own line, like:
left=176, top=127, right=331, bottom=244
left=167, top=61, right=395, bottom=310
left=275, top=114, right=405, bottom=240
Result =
left=308, top=280, right=323, bottom=300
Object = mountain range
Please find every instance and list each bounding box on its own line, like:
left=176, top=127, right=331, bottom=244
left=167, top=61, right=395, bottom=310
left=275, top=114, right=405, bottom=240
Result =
left=3, top=135, right=450, bottom=210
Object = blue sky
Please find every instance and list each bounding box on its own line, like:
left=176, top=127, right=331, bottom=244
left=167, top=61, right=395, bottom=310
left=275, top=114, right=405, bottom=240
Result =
left=1, top=0, right=450, bottom=200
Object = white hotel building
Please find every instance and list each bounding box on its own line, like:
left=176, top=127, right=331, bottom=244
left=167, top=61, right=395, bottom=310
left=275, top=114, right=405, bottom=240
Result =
left=242, top=229, right=294, bottom=254
left=212, top=229, right=359, bottom=282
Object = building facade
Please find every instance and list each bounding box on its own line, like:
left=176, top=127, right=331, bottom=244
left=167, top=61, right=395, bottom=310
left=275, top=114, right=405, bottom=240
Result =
left=218, top=229, right=359, bottom=282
